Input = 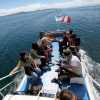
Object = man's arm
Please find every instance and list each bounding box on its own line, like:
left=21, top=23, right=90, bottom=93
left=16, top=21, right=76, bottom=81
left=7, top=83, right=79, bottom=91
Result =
left=60, top=61, right=77, bottom=73
left=65, top=66, right=76, bottom=73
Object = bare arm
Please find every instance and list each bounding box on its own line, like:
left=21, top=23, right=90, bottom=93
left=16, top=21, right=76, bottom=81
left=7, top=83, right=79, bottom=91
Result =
left=31, top=49, right=40, bottom=58
left=44, top=48, right=52, bottom=52
left=59, top=40, right=63, bottom=42
left=66, top=66, right=76, bottom=73
left=43, top=45, right=52, bottom=52
left=60, top=64, right=76, bottom=73
left=31, top=49, right=45, bottom=58
left=9, top=65, right=20, bottom=76
left=32, top=59, right=39, bottom=69
left=74, top=45, right=80, bottom=50
left=67, top=38, right=70, bottom=46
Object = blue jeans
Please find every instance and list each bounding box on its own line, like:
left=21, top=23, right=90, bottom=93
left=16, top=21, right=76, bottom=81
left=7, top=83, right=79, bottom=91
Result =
left=34, top=68, right=41, bottom=77
left=30, top=69, right=41, bottom=85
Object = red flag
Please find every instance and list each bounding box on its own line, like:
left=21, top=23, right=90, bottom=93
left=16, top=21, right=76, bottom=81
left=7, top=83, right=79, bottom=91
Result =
left=67, top=16, right=71, bottom=23
left=55, top=15, right=71, bottom=23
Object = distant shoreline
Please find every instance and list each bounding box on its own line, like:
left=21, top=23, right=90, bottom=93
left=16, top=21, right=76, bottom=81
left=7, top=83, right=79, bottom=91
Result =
left=0, top=4, right=100, bottom=17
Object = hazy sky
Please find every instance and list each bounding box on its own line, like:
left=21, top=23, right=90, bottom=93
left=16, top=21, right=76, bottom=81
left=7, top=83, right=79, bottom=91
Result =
left=0, top=0, right=73, bottom=9
left=0, top=0, right=100, bottom=16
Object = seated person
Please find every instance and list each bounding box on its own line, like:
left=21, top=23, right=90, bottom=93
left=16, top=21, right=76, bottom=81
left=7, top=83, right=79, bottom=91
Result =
left=51, top=49, right=82, bottom=83
left=58, top=31, right=70, bottom=55
left=39, top=31, right=53, bottom=47
left=69, top=29, right=73, bottom=37
left=41, top=37, right=54, bottom=64
left=39, top=31, right=45, bottom=40
left=69, top=46, right=81, bottom=61
left=9, top=51, right=41, bottom=85
left=30, top=42, right=49, bottom=69
left=41, top=37, right=53, bottom=48
left=73, top=37, right=81, bottom=52
left=70, top=33, right=77, bottom=46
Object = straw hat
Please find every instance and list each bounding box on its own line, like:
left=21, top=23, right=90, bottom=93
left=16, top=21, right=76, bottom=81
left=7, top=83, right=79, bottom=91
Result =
left=62, top=49, right=72, bottom=58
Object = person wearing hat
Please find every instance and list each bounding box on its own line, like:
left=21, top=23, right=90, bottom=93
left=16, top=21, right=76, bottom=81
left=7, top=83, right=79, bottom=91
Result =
left=51, top=49, right=82, bottom=83
left=9, top=51, right=41, bottom=85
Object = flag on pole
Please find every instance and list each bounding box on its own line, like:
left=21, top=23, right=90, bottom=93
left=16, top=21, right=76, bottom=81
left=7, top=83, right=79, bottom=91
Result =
left=55, top=14, right=71, bottom=23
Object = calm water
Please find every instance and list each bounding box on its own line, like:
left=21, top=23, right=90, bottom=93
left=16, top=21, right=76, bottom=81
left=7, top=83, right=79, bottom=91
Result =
left=0, top=5, right=100, bottom=98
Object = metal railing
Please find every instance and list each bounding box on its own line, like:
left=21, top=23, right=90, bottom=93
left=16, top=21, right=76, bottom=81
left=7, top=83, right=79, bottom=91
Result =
left=0, top=69, right=24, bottom=99
left=81, top=55, right=100, bottom=100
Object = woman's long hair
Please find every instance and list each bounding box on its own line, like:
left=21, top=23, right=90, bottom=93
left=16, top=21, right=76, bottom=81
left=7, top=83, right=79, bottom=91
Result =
left=20, top=57, right=26, bottom=63
left=31, top=42, right=38, bottom=50
left=20, top=51, right=28, bottom=63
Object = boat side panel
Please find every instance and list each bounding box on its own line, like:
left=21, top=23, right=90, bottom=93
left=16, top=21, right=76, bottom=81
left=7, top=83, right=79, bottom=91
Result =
left=17, top=75, right=31, bottom=94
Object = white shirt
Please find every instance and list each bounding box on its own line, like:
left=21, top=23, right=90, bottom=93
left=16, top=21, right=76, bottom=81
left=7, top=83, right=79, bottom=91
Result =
left=71, top=61, right=78, bottom=67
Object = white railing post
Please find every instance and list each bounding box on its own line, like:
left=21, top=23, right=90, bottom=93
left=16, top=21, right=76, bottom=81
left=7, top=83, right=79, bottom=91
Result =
left=0, top=68, right=24, bottom=99
left=0, top=91, right=4, bottom=98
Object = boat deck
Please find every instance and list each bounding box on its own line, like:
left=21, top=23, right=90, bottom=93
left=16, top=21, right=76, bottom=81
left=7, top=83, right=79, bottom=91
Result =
left=7, top=42, right=90, bottom=100
left=37, top=42, right=90, bottom=100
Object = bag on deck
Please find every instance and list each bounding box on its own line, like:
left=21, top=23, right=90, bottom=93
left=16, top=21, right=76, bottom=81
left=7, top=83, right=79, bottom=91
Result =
left=31, top=85, right=42, bottom=92
left=34, top=58, right=41, bottom=65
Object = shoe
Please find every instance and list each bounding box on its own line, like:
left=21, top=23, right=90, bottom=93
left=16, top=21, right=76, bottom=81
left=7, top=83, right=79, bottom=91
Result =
left=56, top=64, right=61, bottom=66
left=51, top=78, right=58, bottom=83
left=47, top=61, right=52, bottom=64
left=61, top=84, right=67, bottom=90
left=58, top=75, right=67, bottom=82
left=38, top=77, right=42, bottom=79
left=55, top=69, right=60, bottom=72
left=55, top=59, right=60, bottom=63
left=49, top=54, right=54, bottom=57
left=50, top=45, right=53, bottom=48
left=55, top=59, right=62, bottom=63
left=46, top=63, right=49, bottom=65
left=43, top=66, right=49, bottom=69
left=63, top=61, right=67, bottom=64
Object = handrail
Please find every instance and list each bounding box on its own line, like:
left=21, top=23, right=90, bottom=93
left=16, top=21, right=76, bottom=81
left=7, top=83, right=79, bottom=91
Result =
left=81, top=55, right=100, bottom=88
left=0, top=74, right=24, bottom=91
left=0, top=68, right=23, bottom=81
left=87, top=74, right=100, bottom=88
left=0, top=74, right=24, bottom=98
left=0, top=68, right=24, bottom=99
left=81, top=53, right=100, bottom=100
left=0, top=91, right=4, bottom=98
left=86, top=74, right=100, bottom=100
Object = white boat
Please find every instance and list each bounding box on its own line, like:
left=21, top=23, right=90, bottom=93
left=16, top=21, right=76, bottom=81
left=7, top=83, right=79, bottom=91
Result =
left=0, top=29, right=100, bottom=100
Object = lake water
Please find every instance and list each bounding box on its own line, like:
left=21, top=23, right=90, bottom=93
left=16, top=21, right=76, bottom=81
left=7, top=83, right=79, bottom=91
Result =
left=0, top=5, right=100, bottom=98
